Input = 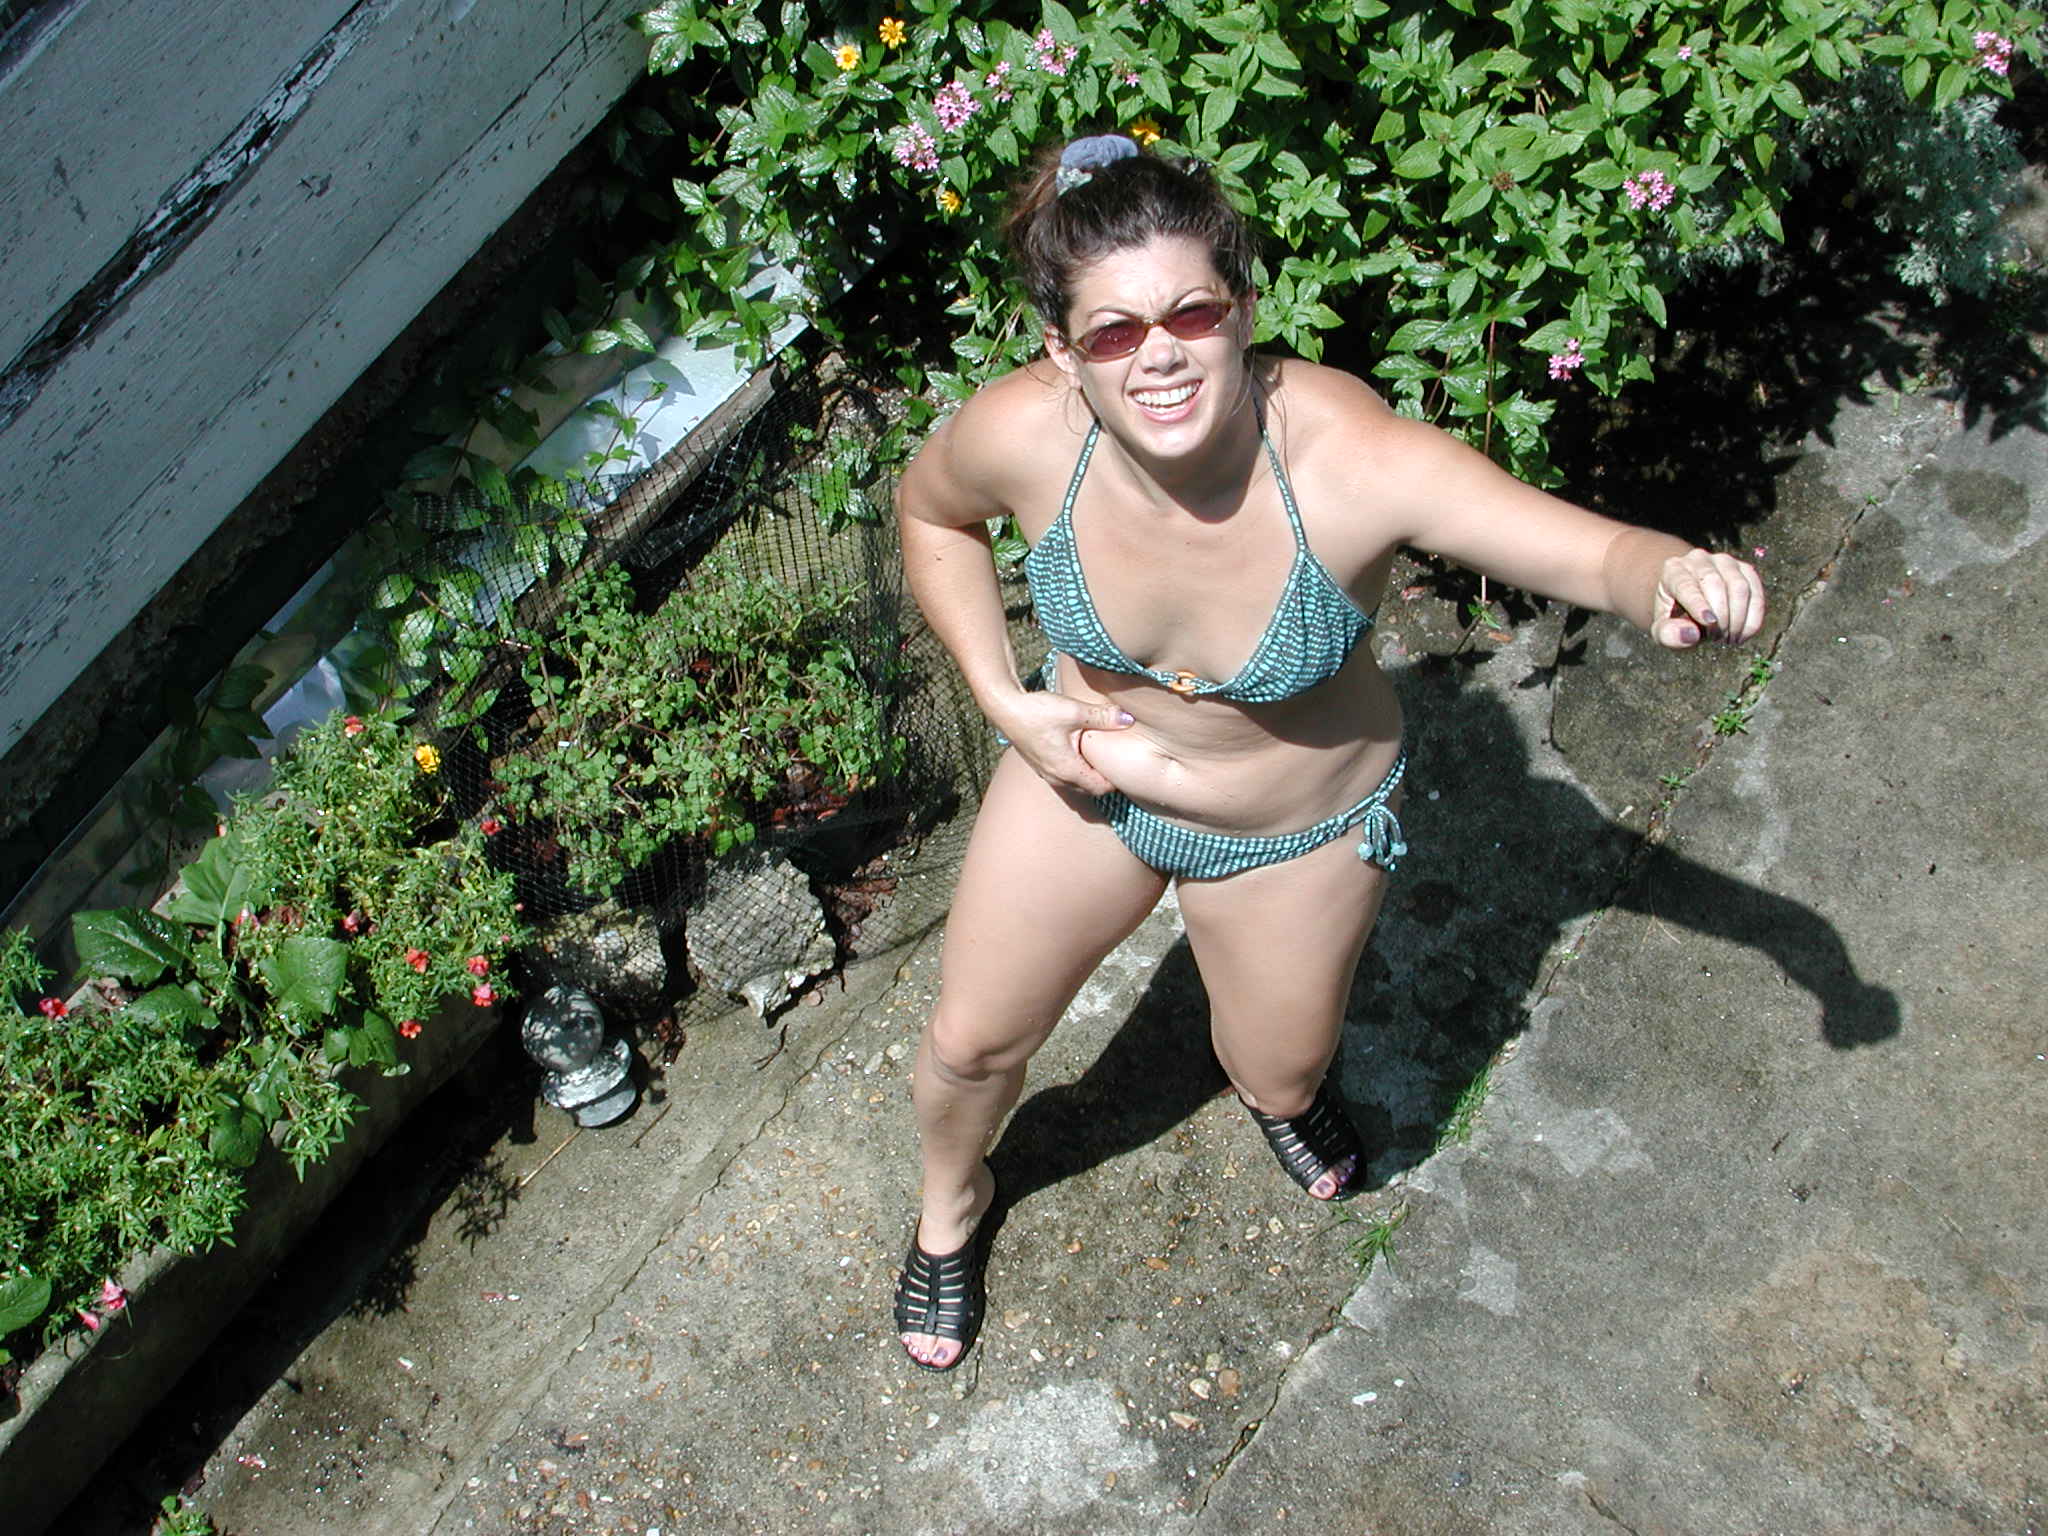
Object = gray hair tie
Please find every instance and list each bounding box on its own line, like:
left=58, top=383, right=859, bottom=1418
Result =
left=1055, top=134, right=1139, bottom=194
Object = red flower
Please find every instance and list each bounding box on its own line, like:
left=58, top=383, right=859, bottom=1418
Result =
left=38, top=997, right=68, bottom=1019
left=341, top=910, right=365, bottom=935
left=343, top=715, right=365, bottom=737
left=479, top=816, right=503, bottom=836
left=405, top=948, right=430, bottom=973
left=465, top=955, right=490, bottom=977
left=398, top=1019, right=423, bottom=1040
left=471, top=983, right=497, bottom=1007
left=77, top=1310, right=101, bottom=1333
left=98, top=1278, right=127, bottom=1314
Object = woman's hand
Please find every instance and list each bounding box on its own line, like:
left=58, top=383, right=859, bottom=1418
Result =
left=986, top=688, right=1134, bottom=797
left=1652, top=549, right=1766, bottom=649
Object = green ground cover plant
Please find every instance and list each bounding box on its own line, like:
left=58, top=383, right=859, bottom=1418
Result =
left=0, top=715, right=524, bottom=1371
left=468, top=551, right=907, bottom=896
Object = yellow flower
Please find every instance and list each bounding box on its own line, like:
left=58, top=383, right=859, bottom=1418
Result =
left=414, top=744, right=441, bottom=775
left=834, top=42, right=860, bottom=71
left=878, top=16, right=906, bottom=48
left=1130, top=117, right=1163, bottom=148
left=937, top=188, right=962, bottom=214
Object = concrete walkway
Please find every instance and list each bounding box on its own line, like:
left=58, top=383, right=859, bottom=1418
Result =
left=62, top=381, right=2044, bottom=1534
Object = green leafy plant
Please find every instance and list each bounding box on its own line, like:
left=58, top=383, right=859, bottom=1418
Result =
left=154, top=1494, right=217, bottom=1536
left=1436, top=1063, right=1493, bottom=1149
left=616, top=0, right=2039, bottom=488
left=478, top=551, right=906, bottom=895
left=1710, top=651, right=1777, bottom=733
left=1343, top=1201, right=1410, bottom=1276
left=0, top=715, right=524, bottom=1371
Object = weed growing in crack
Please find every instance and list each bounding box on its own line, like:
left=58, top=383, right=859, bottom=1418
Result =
left=1436, top=1065, right=1494, bottom=1151
left=1342, top=1203, right=1409, bottom=1278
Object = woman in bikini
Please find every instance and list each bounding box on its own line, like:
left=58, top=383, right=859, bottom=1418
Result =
left=892, top=134, right=1764, bottom=1371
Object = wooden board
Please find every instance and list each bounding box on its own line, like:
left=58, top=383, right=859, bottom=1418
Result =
left=0, top=0, right=649, bottom=755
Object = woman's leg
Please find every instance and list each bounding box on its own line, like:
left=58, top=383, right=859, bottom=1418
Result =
left=904, top=749, right=1169, bottom=1366
left=1174, top=825, right=1395, bottom=1198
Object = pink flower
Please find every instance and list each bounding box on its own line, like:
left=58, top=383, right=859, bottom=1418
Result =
left=1123, top=69, right=1140, bottom=86
left=1031, top=28, right=1073, bottom=75
left=406, top=948, right=431, bottom=973
left=38, top=997, right=68, bottom=1019
left=98, top=1278, right=127, bottom=1314
left=1974, top=30, right=2013, bottom=75
left=479, top=816, right=503, bottom=836
left=343, top=715, right=365, bottom=737
left=985, top=61, right=1014, bottom=101
left=472, top=984, right=498, bottom=1007
left=341, top=910, right=365, bottom=935
left=891, top=123, right=940, bottom=174
left=466, top=955, right=490, bottom=977
left=399, top=1019, right=423, bottom=1039
left=1548, top=338, right=1586, bottom=381
left=78, top=1310, right=101, bottom=1333
left=932, top=81, right=977, bottom=131
left=1622, top=169, right=1675, bottom=212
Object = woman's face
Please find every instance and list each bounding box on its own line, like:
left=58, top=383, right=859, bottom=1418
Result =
left=1046, top=233, right=1255, bottom=460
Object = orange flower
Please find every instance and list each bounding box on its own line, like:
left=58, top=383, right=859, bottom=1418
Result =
left=878, top=16, right=906, bottom=47
left=937, top=188, right=963, bottom=214
left=413, top=744, right=441, bottom=774
left=1130, top=117, right=1163, bottom=148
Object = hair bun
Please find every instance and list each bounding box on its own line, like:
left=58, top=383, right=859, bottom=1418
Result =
left=1055, top=134, right=1139, bottom=193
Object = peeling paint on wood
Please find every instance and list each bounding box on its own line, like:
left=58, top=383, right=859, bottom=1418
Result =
left=0, top=0, right=649, bottom=757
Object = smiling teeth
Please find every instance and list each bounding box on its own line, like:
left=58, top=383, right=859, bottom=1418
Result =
left=1134, top=383, right=1197, bottom=407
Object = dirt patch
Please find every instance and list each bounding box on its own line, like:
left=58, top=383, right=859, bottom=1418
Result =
left=1700, top=1238, right=2046, bottom=1524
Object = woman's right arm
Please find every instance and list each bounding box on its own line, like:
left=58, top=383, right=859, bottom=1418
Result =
left=897, top=398, right=1132, bottom=796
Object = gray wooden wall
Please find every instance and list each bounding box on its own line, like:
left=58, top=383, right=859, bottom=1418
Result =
left=0, top=0, right=648, bottom=758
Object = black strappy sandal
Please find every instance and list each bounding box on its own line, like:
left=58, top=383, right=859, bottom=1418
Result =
left=1243, top=1084, right=1365, bottom=1200
left=893, top=1224, right=988, bottom=1373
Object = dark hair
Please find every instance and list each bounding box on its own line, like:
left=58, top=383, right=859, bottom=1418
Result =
left=1001, top=137, right=1258, bottom=329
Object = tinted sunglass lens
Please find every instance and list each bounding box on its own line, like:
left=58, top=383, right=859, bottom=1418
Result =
left=1164, top=302, right=1230, bottom=338
left=1075, top=300, right=1232, bottom=360
left=1081, top=321, right=1144, bottom=360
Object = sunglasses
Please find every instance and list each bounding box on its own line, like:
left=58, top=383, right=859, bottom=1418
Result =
left=1065, top=299, right=1236, bottom=363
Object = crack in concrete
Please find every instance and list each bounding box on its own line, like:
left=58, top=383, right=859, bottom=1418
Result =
left=1191, top=395, right=1945, bottom=1523
left=1582, top=1483, right=1648, bottom=1535
left=1566, top=401, right=1925, bottom=963
left=1191, top=1293, right=1351, bottom=1515
left=0, top=0, right=400, bottom=434
left=395, top=994, right=872, bottom=1536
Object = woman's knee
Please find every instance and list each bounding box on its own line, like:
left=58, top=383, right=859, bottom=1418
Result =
left=922, top=1000, right=1049, bottom=1084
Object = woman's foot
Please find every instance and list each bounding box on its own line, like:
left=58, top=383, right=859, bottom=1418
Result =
left=1242, top=1085, right=1363, bottom=1201
left=897, top=1163, right=996, bottom=1370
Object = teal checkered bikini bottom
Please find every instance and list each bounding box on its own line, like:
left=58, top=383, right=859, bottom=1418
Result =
left=1096, top=749, right=1409, bottom=882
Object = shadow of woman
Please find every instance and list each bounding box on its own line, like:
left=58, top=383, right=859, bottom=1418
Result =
left=986, top=655, right=1898, bottom=1217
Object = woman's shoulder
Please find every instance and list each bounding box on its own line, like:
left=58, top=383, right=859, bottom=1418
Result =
left=1262, top=357, right=1404, bottom=439
left=901, top=361, right=1086, bottom=522
left=1262, top=357, right=1447, bottom=479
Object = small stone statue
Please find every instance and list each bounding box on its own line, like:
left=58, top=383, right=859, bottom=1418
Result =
left=520, top=983, right=638, bottom=1127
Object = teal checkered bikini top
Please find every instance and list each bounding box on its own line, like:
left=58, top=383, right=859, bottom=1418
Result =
left=1024, top=417, right=1375, bottom=702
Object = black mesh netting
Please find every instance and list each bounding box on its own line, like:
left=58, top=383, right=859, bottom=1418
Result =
left=383, top=360, right=998, bottom=1026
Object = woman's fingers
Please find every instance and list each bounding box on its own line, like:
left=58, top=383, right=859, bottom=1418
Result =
left=998, top=692, right=1132, bottom=796
left=1654, top=550, right=1767, bottom=649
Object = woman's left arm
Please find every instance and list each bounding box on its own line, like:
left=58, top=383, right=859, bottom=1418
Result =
left=1369, top=403, right=1765, bottom=648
